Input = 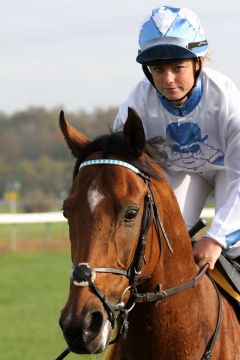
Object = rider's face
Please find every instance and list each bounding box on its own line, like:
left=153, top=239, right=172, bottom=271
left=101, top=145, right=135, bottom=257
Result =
left=149, top=59, right=199, bottom=105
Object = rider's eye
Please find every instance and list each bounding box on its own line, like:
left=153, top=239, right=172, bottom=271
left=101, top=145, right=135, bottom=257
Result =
left=152, top=66, right=163, bottom=73
left=124, top=208, right=139, bottom=222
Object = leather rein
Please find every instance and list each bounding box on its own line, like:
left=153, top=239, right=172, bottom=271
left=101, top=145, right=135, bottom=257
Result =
left=55, top=159, right=222, bottom=360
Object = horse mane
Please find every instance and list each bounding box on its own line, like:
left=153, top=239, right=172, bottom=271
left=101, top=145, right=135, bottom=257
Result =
left=73, top=132, right=167, bottom=179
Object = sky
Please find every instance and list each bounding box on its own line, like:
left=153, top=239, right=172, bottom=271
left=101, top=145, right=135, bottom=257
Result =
left=0, top=0, right=239, bottom=114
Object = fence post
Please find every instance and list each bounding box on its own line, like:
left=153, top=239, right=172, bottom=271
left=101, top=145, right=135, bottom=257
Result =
left=10, top=224, right=17, bottom=251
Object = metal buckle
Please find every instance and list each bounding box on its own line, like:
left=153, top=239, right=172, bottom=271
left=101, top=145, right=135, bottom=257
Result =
left=155, top=284, right=168, bottom=306
left=119, top=286, right=136, bottom=312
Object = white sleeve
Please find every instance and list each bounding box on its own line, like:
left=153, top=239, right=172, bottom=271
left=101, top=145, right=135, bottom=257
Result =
left=112, top=98, right=131, bottom=133
left=112, top=79, right=151, bottom=133
left=206, top=81, right=240, bottom=253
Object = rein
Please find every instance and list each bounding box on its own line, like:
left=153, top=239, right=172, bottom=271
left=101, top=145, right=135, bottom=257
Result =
left=55, top=159, right=222, bottom=360
left=132, top=263, right=209, bottom=304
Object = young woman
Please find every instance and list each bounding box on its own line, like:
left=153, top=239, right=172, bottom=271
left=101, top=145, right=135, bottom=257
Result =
left=113, top=6, right=240, bottom=270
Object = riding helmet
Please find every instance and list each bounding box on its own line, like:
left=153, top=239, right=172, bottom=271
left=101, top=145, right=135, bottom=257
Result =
left=136, top=6, right=208, bottom=65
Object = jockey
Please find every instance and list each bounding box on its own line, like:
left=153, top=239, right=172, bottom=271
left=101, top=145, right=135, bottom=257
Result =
left=113, top=6, right=240, bottom=272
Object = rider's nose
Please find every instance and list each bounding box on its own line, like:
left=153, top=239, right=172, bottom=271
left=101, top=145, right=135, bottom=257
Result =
left=164, top=70, right=174, bottom=84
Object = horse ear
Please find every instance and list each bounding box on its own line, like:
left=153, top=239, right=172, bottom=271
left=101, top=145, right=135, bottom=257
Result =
left=59, top=110, right=90, bottom=157
left=123, top=107, right=146, bottom=156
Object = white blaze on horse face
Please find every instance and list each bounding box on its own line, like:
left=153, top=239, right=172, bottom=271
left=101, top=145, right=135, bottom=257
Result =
left=87, top=181, right=105, bottom=213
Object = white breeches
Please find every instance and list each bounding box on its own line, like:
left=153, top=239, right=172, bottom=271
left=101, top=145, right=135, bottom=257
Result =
left=167, top=170, right=227, bottom=230
left=167, top=169, right=240, bottom=258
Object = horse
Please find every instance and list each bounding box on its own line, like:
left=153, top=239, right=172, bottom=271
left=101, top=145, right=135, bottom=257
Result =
left=58, top=108, right=240, bottom=360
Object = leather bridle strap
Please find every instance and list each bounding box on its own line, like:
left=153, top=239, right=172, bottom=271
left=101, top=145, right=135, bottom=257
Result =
left=92, top=267, right=128, bottom=277
left=88, top=280, right=116, bottom=327
left=132, top=264, right=222, bottom=360
left=132, top=263, right=209, bottom=304
left=129, top=190, right=154, bottom=281
left=148, top=184, right=173, bottom=254
left=201, top=276, right=222, bottom=360
left=55, top=348, right=70, bottom=360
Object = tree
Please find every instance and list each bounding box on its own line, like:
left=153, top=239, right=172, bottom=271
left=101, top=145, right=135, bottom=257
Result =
left=0, top=106, right=118, bottom=211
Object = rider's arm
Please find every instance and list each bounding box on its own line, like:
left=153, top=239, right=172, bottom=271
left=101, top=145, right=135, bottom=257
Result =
left=205, top=80, right=240, bottom=258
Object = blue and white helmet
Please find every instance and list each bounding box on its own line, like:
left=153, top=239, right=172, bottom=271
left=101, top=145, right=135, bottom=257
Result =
left=137, top=6, right=208, bottom=64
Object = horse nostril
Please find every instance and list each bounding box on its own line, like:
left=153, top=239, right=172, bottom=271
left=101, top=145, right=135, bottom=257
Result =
left=82, top=310, right=104, bottom=342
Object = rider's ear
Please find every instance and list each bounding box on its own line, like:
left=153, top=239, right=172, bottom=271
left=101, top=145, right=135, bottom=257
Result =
left=59, top=110, right=90, bottom=157
left=123, top=107, right=146, bottom=157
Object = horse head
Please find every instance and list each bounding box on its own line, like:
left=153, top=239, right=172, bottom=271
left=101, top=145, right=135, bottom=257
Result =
left=58, top=108, right=194, bottom=355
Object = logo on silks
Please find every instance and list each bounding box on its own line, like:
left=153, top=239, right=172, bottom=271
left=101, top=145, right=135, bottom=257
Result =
left=165, top=122, right=224, bottom=171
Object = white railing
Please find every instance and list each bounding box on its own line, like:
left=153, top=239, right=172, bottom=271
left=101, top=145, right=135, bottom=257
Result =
left=0, top=209, right=214, bottom=225
left=0, top=209, right=214, bottom=251
left=0, top=212, right=67, bottom=251
left=0, top=211, right=66, bottom=224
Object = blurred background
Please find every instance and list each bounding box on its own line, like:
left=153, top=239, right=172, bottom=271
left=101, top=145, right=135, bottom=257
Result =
left=0, top=0, right=236, bottom=358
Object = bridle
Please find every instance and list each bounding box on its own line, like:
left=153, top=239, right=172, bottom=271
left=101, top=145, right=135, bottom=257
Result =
left=55, top=159, right=222, bottom=360
left=70, top=159, right=173, bottom=336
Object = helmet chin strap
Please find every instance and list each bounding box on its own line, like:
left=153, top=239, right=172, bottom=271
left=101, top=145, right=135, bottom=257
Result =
left=142, top=58, right=201, bottom=105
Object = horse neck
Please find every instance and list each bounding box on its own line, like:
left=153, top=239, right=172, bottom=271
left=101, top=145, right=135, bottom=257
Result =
left=125, top=176, right=217, bottom=359
left=120, top=164, right=239, bottom=359
left=150, top=173, right=197, bottom=283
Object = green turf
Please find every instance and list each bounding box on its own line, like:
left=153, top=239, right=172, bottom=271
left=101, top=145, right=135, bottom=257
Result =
left=0, top=209, right=213, bottom=359
left=0, top=250, right=104, bottom=360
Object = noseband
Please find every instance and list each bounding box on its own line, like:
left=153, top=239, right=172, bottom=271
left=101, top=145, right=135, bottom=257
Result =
left=56, top=159, right=222, bottom=360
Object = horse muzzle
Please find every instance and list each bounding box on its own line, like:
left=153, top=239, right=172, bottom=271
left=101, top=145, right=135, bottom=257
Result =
left=59, top=263, right=134, bottom=353
left=59, top=300, right=112, bottom=354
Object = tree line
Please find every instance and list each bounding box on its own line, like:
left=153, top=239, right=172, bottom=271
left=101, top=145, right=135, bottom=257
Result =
left=0, top=106, right=117, bottom=211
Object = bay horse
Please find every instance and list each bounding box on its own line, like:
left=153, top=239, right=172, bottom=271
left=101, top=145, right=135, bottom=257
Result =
left=58, top=108, right=240, bottom=360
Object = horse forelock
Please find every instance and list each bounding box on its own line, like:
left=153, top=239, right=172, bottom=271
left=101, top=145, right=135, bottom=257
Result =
left=73, top=132, right=167, bottom=179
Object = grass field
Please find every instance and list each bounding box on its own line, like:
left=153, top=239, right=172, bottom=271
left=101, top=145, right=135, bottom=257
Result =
left=0, top=209, right=213, bottom=359
left=0, top=250, right=105, bottom=360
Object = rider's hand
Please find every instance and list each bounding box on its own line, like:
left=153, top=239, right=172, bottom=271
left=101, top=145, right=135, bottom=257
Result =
left=193, top=236, right=222, bottom=270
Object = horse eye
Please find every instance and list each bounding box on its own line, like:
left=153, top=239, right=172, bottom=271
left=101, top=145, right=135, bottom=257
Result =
left=124, top=208, right=138, bottom=222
